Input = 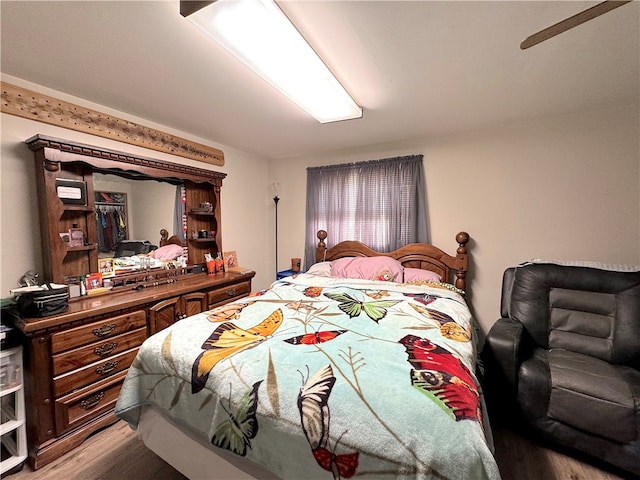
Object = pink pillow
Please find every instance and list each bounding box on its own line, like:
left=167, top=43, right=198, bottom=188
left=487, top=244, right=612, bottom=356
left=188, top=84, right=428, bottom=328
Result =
left=331, top=256, right=403, bottom=282
left=148, top=243, right=183, bottom=261
left=404, top=267, right=441, bottom=283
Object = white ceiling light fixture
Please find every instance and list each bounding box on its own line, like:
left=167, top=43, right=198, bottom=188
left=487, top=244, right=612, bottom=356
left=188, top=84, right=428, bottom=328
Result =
left=180, top=0, right=363, bottom=124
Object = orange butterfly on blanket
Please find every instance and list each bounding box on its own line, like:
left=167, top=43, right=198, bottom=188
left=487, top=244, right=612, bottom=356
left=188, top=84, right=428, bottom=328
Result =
left=304, top=286, right=323, bottom=298
left=206, top=301, right=255, bottom=323
left=408, top=303, right=471, bottom=342
left=191, top=309, right=283, bottom=393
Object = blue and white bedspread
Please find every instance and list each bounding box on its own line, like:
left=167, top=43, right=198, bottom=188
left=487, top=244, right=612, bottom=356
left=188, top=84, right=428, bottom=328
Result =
left=115, top=274, right=501, bottom=480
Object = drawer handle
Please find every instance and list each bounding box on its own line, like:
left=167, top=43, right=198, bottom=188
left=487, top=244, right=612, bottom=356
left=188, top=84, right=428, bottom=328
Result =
left=93, top=324, right=116, bottom=338
left=226, top=288, right=236, bottom=297
left=94, top=342, right=117, bottom=357
left=80, top=391, right=105, bottom=410
left=95, top=360, right=119, bottom=375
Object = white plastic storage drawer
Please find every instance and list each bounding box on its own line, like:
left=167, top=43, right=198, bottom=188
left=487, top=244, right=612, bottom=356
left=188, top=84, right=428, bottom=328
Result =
left=0, top=346, right=27, bottom=474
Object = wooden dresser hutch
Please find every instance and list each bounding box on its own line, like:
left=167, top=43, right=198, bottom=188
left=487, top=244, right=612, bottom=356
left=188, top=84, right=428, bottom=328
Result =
left=14, top=136, right=254, bottom=469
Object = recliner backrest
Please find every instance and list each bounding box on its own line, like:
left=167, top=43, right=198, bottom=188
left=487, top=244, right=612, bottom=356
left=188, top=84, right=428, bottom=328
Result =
left=500, top=267, right=515, bottom=319
left=508, top=263, right=640, bottom=368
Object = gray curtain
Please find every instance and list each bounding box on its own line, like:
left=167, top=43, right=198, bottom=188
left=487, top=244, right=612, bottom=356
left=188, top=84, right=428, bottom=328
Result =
left=304, top=155, right=428, bottom=268
left=173, top=184, right=185, bottom=241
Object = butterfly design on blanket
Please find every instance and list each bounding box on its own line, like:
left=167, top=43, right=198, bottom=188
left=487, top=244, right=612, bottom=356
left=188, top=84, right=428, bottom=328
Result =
left=408, top=303, right=471, bottom=342
left=284, top=330, right=347, bottom=345
left=324, top=292, right=400, bottom=323
left=405, top=292, right=465, bottom=308
left=399, top=334, right=482, bottom=426
left=191, top=309, right=284, bottom=393
left=205, top=301, right=255, bottom=323
left=211, top=380, right=262, bottom=456
left=298, top=365, right=359, bottom=479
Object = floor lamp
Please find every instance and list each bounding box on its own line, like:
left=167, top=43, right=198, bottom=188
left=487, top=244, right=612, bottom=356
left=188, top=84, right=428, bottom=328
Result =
left=272, top=182, right=279, bottom=278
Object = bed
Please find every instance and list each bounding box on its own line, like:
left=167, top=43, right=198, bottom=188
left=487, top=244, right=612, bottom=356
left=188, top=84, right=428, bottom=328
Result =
left=115, top=231, right=501, bottom=479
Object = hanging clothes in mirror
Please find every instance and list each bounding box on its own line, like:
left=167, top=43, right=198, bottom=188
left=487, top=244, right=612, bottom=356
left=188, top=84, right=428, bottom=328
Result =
left=95, top=191, right=128, bottom=254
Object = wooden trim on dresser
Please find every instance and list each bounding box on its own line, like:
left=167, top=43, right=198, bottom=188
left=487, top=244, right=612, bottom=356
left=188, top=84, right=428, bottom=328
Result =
left=25, top=134, right=226, bottom=186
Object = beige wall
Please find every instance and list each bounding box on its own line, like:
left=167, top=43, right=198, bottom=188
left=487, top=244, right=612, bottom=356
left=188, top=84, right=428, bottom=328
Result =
left=129, top=180, right=175, bottom=243
left=0, top=76, right=272, bottom=295
left=269, top=102, right=640, bottom=338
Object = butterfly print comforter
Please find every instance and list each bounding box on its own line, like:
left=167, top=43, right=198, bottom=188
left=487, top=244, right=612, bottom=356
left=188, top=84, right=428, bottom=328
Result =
left=115, top=274, right=501, bottom=480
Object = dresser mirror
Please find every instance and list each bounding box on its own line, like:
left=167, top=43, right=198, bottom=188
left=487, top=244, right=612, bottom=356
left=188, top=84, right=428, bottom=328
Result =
left=93, top=172, right=178, bottom=258
left=26, top=134, right=225, bottom=284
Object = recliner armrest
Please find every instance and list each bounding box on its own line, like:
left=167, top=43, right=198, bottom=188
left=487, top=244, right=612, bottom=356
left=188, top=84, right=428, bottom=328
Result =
left=483, top=317, right=526, bottom=389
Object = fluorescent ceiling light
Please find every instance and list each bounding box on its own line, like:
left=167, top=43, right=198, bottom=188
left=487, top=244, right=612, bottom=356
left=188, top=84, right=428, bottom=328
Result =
left=181, top=0, right=363, bottom=123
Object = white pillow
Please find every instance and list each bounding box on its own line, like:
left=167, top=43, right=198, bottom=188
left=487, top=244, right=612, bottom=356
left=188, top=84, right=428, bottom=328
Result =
left=306, top=261, right=333, bottom=277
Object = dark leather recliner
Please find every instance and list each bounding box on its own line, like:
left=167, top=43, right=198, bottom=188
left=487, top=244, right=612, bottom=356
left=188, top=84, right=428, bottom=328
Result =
left=482, top=263, right=640, bottom=476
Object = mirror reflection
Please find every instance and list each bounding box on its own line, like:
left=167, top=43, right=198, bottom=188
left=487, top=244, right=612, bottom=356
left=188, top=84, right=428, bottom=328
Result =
left=93, top=173, right=184, bottom=274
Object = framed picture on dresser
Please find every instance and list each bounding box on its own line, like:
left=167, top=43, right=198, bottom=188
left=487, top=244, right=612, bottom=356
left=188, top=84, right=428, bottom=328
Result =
left=223, top=250, right=238, bottom=270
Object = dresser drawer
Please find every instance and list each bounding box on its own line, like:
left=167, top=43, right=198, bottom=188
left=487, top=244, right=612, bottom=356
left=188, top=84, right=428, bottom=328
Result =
left=208, top=281, right=251, bottom=307
left=53, top=347, right=139, bottom=397
left=54, top=371, right=126, bottom=435
left=52, top=327, right=146, bottom=376
left=51, top=310, right=146, bottom=354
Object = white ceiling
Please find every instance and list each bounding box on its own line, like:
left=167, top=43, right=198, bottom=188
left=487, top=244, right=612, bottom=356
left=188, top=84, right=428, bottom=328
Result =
left=1, top=1, right=638, bottom=160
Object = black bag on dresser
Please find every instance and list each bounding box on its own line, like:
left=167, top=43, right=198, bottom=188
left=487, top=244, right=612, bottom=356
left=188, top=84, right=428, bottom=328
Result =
left=16, top=283, right=69, bottom=318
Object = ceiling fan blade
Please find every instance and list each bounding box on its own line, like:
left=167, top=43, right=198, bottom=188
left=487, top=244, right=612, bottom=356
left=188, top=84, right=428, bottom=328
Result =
left=521, top=0, right=632, bottom=50
left=180, top=1, right=214, bottom=18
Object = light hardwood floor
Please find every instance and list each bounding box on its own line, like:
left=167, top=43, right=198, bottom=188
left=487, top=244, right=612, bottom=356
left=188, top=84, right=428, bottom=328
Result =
left=8, top=420, right=627, bottom=480
left=9, top=421, right=186, bottom=480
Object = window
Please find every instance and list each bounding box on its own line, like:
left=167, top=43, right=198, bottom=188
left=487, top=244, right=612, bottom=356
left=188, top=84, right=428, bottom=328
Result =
left=304, top=155, right=428, bottom=267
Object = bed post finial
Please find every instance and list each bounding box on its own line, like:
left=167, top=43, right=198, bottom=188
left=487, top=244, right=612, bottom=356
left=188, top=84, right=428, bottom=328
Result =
left=454, top=232, right=470, bottom=292
left=456, top=231, right=469, bottom=254
left=316, top=230, right=328, bottom=263
left=160, top=229, right=169, bottom=244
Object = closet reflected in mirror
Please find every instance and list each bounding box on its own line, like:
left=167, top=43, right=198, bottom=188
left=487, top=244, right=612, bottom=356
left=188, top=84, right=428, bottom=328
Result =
left=95, top=191, right=128, bottom=255
left=93, top=172, right=181, bottom=260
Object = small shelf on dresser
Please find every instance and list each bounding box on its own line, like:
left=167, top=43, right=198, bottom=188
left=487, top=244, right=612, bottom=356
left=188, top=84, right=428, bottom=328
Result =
left=62, top=205, right=93, bottom=213
left=66, top=245, right=98, bottom=252
left=188, top=210, right=216, bottom=216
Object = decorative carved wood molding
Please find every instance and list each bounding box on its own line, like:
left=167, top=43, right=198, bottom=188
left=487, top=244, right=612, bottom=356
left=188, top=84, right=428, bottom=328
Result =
left=1, top=82, right=224, bottom=166
left=26, top=134, right=226, bottom=185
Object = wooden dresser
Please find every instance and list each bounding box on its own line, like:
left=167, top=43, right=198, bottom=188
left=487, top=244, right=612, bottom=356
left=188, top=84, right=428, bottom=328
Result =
left=16, top=135, right=251, bottom=468
left=11, top=271, right=254, bottom=469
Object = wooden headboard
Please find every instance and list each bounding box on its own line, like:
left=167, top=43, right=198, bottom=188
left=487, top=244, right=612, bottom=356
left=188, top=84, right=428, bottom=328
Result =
left=159, top=229, right=186, bottom=247
left=315, top=230, right=470, bottom=291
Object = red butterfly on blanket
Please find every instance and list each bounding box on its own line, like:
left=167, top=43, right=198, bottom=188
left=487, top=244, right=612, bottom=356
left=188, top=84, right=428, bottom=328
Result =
left=399, top=334, right=482, bottom=426
left=284, top=330, right=347, bottom=345
left=312, top=446, right=359, bottom=479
